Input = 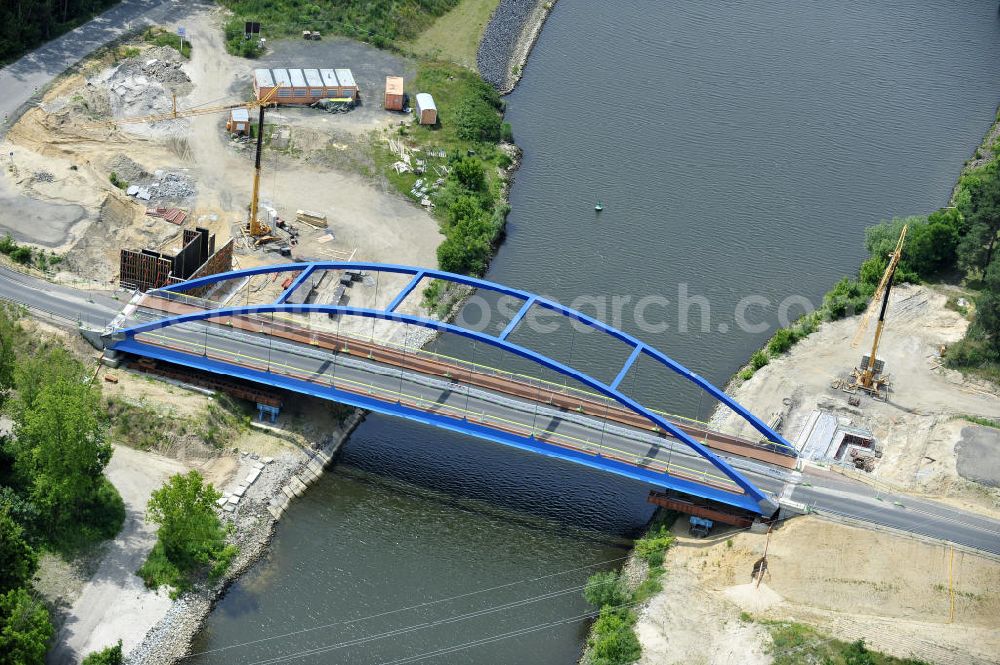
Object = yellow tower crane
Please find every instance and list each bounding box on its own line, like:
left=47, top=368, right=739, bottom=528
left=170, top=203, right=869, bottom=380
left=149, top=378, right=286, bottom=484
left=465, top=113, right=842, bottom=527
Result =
left=91, top=87, right=279, bottom=240
left=846, top=224, right=908, bottom=399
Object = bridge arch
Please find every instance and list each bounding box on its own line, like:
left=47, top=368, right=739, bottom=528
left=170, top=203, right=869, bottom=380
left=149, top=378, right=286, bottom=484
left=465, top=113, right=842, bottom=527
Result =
left=112, top=262, right=793, bottom=514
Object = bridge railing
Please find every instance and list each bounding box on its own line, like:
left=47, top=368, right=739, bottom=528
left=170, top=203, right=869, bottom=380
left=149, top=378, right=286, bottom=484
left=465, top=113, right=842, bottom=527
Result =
left=127, top=320, right=745, bottom=495
left=126, top=291, right=796, bottom=457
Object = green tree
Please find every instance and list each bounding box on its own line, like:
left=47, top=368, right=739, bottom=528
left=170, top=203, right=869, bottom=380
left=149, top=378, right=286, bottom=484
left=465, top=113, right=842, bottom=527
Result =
left=974, top=259, right=1000, bottom=353
left=14, top=374, right=111, bottom=531
left=451, top=157, right=486, bottom=192
left=9, top=346, right=86, bottom=421
left=82, top=640, right=123, bottom=665
left=0, top=304, right=20, bottom=401
left=0, top=508, right=37, bottom=594
left=0, top=588, right=52, bottom=665
left=145, top=471, right=224, bottom=571
left=958, top=169, right=1000, bottom=274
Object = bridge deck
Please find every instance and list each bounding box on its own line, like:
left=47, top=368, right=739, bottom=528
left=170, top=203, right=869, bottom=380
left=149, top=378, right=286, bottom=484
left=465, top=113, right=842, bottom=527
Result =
left=132, top=294, right=796, bottom=469
left=108, top=294, right=799, bottom=514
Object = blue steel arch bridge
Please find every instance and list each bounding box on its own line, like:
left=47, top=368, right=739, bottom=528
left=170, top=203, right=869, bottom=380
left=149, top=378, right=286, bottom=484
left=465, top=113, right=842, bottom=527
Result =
left=104, top=263, right=799, bottom=518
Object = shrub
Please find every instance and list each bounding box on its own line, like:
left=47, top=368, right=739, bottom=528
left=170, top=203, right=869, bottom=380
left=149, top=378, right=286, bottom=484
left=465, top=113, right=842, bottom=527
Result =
left=455, top=97, right=501, bottom=142
left=823, top=277, right=872, bottom=320
left=82, top=640, right=123, bottom=665
left=587, top=607, right=641, bottom=665
left=767, top=328, right=795, bottom=355
left=109, top=171, right=127, bottom=190
left=451, top=157, right=486, bottom=192
left=583, top=570, right=627, bottom=609
left=9, top=246, right=32, bottom=265
left=738, top=367, right=754, bottom=381
left=750, top=349, right=769, bottom=370
left=633, top=525, right=674, bottom=566
left=501, top=122, right=514, bottom=143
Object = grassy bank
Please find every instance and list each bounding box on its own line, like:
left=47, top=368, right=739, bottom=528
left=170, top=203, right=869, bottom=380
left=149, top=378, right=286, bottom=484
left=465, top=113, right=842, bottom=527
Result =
left=762, top=621, right=928, bottom=665
left=369, top=59, right=514, bottom=312
left=404, top=0, right=501, bottom=68
left=218, top=0, right=462, bottom=56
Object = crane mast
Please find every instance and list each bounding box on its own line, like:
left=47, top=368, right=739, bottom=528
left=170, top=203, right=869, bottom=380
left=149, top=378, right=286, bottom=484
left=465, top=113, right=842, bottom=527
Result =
left=846, top=224, right=908, bottom=399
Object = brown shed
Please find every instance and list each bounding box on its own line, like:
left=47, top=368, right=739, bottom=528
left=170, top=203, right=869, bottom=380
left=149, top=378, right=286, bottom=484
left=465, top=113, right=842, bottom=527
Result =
left=226, top=108, right=250, bottom=135
left=384, top=76, right=404, bottom=111
left=253, top=67, right=359, bottom=105
left=415, top=93, right=437, bottom=125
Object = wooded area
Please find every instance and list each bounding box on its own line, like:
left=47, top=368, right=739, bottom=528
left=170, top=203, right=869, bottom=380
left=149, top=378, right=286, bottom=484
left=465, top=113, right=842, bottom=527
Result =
left=0, top=0, right=120, bottom=64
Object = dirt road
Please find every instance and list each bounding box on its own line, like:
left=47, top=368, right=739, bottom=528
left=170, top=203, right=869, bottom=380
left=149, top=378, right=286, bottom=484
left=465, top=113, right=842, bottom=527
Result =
left=49, top=445, right=189, bottom=663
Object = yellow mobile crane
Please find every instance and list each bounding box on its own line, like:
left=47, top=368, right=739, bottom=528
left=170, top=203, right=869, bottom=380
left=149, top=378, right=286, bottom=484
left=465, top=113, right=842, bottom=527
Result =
left=93, top=87, right=279, bottom=241
left=846, top=224, right=908, bottom=399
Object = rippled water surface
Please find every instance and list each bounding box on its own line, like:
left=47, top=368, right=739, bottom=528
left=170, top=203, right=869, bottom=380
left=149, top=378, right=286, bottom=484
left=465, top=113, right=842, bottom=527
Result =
left=192, top=2, right=1000, bottom=663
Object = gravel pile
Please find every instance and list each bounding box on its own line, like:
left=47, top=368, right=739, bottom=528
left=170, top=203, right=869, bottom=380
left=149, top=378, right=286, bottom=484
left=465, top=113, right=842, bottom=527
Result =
left=477, top=0, right=543, bottom=89
left=32, top=171, right=54, bottom=183
left=120, top=167, right=196, bottom=204
left=149, top=171, right=195, bottom=200
left=107, top=47, right=191, bottom=122
left=108, top=154, right=150, bottom=183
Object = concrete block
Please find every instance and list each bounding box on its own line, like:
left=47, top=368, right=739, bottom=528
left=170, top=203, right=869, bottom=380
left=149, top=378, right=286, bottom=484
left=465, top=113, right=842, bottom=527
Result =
left=267, top=505, right=283, bottom=520
left=215, top=496, right=229, bottom=508
left=290, top=476, right=308, bottom=493
left=252, top=461, right=265, bottom=471
left=245, top=468, right=262, bottom=485
left=232, top=485, right=247, bottom=498
left=262, top=457, right=274, bottom=464
left=223, top=503, right=236, bottom=513
left=281, top=485, right=296, bottom=500
left=227, top=495, right=239, bottom=505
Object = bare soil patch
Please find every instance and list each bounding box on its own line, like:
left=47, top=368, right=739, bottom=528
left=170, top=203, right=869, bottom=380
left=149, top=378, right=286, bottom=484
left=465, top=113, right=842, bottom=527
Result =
left=637, top=517, right=1000, bottom=665
left=715, top=284, right=1000, bottom=516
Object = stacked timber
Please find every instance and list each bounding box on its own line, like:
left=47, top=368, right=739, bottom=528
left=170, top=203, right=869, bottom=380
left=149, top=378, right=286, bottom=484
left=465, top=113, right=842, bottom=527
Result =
left=295, top=209, right=328, bottom=228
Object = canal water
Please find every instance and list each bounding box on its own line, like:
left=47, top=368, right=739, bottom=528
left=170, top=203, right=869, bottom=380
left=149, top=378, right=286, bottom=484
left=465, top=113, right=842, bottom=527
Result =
left=190, top=2, right=1000, bottom=663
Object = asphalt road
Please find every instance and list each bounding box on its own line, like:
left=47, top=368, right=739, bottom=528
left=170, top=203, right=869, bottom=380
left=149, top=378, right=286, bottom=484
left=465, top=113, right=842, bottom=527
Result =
left=1, top=268, right=997, bottom=555
left=0, top=0, right=210, bottom=133
left=0, top=265, right=119, bottom=326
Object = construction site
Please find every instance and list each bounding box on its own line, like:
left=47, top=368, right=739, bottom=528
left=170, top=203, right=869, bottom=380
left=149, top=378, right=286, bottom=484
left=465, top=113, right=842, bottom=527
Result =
left=0, top=12, right=438, bottom=317
left=2, top=6, right=999, bottom=665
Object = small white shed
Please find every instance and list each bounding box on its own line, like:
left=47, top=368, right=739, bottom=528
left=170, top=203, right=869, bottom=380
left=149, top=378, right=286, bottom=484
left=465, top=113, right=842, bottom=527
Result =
left=415, top=93, right=437, bottom=125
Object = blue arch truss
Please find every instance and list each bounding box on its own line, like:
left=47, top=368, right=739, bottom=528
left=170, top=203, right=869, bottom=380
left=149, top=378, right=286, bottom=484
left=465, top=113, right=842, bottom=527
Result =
left=110, top=262, right=794, bottom=515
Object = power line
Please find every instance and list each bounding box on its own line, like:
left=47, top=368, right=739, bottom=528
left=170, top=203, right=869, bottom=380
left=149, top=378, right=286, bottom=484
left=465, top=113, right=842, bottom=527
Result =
left=244, top=583, right=610, bottom=665
left=180, top=554, right=630, bottom=660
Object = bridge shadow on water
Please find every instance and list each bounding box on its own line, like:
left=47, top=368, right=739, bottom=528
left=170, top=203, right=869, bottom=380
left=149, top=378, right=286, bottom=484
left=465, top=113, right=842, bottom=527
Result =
left=338, top=411, right=659, bottom=540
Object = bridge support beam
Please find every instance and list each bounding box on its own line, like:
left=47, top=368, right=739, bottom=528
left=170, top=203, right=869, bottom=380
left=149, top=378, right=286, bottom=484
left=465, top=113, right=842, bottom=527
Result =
left=276, top=265, right=317, bottom=304
left=612, top=343, right=644, bottom=390
left=500, top=296, right=535, bottom=341
left=387, top=270, right=425, bottom=313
